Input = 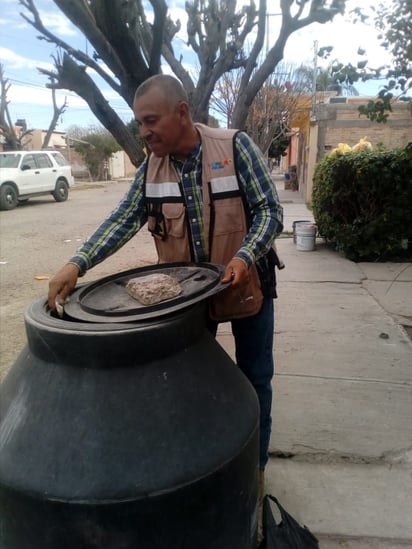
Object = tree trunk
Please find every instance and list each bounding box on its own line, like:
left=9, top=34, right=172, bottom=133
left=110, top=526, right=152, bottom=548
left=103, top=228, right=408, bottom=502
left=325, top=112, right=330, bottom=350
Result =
left=42, top=88, right=67, bottom=149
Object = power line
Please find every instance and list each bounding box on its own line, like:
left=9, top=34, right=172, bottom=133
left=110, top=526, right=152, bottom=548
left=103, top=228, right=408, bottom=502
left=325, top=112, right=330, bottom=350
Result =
left=8, top=78, right=131, bottom=109
left=8, top=78, right=78, bottom=96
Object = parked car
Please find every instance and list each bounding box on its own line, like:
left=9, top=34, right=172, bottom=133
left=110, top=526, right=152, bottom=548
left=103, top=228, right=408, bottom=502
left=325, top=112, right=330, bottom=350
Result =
left=0, top=150, right=75, bottom=210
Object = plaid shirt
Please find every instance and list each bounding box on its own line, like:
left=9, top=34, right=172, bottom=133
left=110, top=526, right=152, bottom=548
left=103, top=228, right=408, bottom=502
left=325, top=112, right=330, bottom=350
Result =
left=70, top=131, right=283, bottom=276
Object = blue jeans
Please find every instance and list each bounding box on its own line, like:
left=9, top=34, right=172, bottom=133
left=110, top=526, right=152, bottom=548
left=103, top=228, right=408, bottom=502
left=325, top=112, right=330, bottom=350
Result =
left=208, top=297, right=275, bottom=470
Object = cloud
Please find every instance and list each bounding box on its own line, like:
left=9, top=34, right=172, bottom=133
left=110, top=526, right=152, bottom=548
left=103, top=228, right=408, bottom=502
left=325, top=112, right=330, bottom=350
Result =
left=38, top=10, right=78, bottom=37
left=1, top=1, right=76, bottom=37
left=286, top=19, right=390, bottom=69
left=281, top=0, right=391, bottom=70
left=0, top=47, right=53, bottom=72
left=7, top=83, right=88, bottom=108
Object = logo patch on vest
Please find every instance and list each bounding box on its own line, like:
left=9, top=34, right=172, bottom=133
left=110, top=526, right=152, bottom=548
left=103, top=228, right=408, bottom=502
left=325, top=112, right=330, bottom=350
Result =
left=210, top=159, right=232, bottom=170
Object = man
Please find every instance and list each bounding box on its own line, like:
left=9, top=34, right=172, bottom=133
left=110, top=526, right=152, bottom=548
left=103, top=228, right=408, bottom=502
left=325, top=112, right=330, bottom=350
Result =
left=48, top=74, right=283, bottom=477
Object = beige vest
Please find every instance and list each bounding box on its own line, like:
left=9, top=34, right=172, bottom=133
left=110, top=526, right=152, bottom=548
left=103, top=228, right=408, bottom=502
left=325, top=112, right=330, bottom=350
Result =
left=145, top=123, right=263, bottom=321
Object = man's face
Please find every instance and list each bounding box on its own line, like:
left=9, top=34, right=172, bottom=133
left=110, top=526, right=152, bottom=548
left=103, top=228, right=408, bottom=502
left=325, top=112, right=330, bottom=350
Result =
left=133, top=87, right=186, bottom=157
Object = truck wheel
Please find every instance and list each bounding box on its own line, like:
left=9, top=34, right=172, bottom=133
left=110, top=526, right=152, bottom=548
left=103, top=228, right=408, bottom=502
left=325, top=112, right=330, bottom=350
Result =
left=53, top=179, right=69, bottom=202
left=0, top=184, right=19, bottom=210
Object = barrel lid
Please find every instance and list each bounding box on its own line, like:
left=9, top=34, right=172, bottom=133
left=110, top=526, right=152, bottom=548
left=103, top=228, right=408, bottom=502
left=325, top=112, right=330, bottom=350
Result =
left=63, top=262, right=228, bottom=322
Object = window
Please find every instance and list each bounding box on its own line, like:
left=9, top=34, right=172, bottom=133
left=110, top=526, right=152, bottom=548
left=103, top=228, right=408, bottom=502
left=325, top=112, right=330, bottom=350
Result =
left=51, top=152, right=69, bottom=166
left=21, top=154, right=37, bottom=169
left=0, top=153, right=21, bottom=168
left=36, top=153, right=53, bottom=169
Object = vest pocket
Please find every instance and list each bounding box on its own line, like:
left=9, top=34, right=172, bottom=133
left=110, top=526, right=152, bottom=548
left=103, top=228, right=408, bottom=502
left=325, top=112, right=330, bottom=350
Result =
left=209, top=265, right=263, bottom=321
left=209, top=196, right=247, bottom=262
left=212, top=198, right=246, bottom=236
left=162, top=203, right=186, bottom=238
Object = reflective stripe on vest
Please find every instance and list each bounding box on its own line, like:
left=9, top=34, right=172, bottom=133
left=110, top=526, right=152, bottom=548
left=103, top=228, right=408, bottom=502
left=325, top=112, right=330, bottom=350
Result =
left=146, top=181, right=182, bottom=199
left=209, top=175, right=239, bottom=196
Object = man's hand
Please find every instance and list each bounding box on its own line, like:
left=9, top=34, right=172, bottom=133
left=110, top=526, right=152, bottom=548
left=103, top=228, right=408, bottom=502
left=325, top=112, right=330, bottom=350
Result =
left=48, top=263, right=80, bottom=310
left=221, top=257, right=250, bottom=288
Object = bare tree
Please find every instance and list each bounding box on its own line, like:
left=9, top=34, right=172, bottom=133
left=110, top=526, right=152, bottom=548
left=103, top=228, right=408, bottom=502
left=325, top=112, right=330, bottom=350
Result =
left=1, top=65, right=70, bottom=151
left=0, top=64, right=33, bottom=150
left=245, top=81, right=297, bottom=155
left=213, top=63, right=313, bottom=154
left=19, top=0, right=346, bottom=159
left=42, top=80, right=68, bottom=149
left=211, top=70, right=244, bottom=128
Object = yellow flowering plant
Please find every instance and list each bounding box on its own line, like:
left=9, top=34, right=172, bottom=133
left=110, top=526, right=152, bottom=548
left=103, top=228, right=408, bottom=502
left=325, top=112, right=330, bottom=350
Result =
left=330, top=137, right=373, bottom=156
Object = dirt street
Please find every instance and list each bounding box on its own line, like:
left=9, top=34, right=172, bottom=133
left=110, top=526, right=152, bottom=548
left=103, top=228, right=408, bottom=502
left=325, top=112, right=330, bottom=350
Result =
left=0, top=180, right=158, bottom=382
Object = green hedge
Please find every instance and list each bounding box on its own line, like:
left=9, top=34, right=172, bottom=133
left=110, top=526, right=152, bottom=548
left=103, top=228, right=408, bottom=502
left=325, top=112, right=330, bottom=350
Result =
left=312, top=146, right=412, bottom=261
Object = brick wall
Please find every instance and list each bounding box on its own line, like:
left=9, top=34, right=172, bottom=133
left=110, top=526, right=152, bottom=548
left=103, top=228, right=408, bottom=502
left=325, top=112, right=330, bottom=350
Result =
left=317, top=101, right=412, bottom=160
left=305, top=99, right=411, bottom=202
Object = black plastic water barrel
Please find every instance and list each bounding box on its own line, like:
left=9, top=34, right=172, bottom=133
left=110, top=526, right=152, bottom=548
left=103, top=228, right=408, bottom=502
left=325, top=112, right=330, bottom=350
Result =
left=0, top=264, right=259, bottom=548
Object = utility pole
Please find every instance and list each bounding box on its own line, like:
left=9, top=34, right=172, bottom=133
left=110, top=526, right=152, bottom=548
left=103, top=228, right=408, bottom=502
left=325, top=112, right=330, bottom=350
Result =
left=311, top=40, right=318, bottom=119
left=264, top=12, right=282, bottom=159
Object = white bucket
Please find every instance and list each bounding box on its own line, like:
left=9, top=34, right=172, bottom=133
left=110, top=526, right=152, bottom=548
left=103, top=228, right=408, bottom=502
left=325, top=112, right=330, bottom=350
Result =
left=292, top=220, right=312, bottom=243
left=296, top=222, right=317, bottom=251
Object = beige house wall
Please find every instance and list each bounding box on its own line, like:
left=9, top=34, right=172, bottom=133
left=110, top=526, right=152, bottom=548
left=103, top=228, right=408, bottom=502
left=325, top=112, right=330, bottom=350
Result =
left=110, top=151, right=136, bottom=179
left=22, top=129, right=67, bottom=151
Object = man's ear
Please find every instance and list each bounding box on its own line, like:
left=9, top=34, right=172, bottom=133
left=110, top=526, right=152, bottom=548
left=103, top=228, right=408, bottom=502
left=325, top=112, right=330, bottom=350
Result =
left=177, top=101, right=191, bottom=120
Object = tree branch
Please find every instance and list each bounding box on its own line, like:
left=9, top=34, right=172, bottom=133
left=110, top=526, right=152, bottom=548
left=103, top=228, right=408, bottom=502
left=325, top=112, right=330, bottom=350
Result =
left=39, top=53, right=141, bottom=165
left=42, top=80, right=68, bottom=148
left=231, top=0, right=346, bottom=127
left=19, top=0, right=123, bottom=96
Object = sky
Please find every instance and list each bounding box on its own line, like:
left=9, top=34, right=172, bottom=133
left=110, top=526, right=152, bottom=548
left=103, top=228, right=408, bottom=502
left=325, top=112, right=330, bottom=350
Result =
left=0, top=0, right=392, bottom=132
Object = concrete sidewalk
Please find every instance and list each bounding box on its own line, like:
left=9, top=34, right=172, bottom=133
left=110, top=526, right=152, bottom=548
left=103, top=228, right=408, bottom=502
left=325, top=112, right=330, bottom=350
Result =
left=217, top=181, right=412, bottom=548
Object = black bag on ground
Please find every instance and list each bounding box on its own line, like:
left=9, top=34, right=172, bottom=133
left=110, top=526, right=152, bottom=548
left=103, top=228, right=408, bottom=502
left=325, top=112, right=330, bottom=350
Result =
left=259, top=495, right=319, bottom=549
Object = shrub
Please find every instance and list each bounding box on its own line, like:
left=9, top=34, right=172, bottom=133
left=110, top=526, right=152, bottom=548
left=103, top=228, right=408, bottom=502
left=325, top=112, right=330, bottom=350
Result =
left=312, top=145, right=412, bottom=261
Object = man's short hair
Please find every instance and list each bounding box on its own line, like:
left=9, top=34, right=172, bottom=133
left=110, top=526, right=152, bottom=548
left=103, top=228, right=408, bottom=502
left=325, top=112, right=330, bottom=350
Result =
left=134, top=74, right=188, bottom=104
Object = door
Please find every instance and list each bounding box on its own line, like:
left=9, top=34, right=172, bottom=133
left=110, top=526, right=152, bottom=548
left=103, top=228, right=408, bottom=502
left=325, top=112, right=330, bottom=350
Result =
left=33, top=153, right=56, bottom=192
left=17, top=153, right=39, bottom=194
